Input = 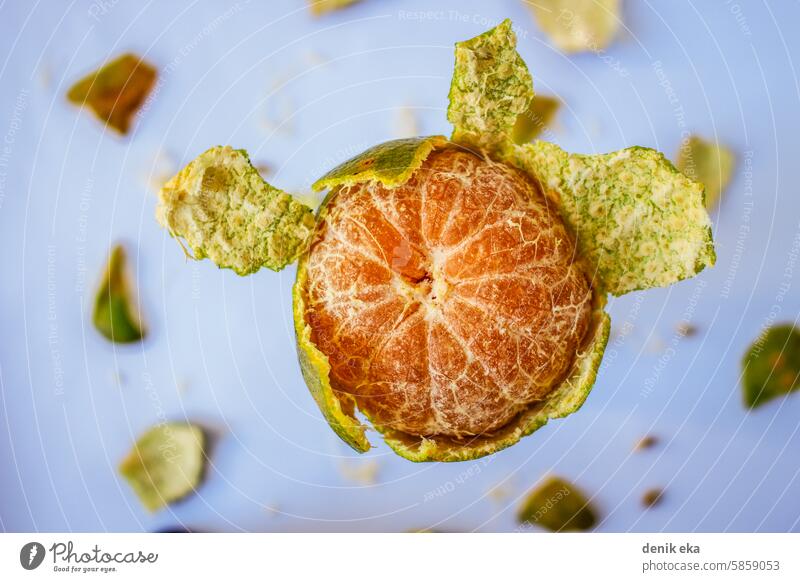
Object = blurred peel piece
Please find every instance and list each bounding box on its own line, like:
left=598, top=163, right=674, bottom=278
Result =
left=67, top=53, right=156, bottom=135
left=676, top=135, right=736, bottom=209
left=119, top=423, right=206, bottom=512
left=512, top=94, right=560, bottom=143
left=156, top=146, right=316, bottom=275
left=517, top=476, right=598, bottom=531
left=92, top=244, right=145, bottom=344
left=742, top=324, right=800, bottom=408
left=309, top=0, right=362, bottom=17
left=526, top=0, right=621, bottom=54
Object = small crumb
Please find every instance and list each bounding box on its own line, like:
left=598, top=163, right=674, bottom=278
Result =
left=112, top=370, right=126, bottom=387
left=144, top=150, right=177, bottom=194
left=641, top=488, right=664, bottom=508
left=38, top=63, right=53, bottom=90
left=260, top=94, right=295, bottom=135
left=676, top=322, right=698, bottom=337
left=646, top=336, right=666, bottom=354
left=263, top=504, right=280, bottom=517
left=634, top=435, right=659, bottom=452
left=176, top=378, right=190, bottom=394
left=302, top=50, right=329, bottom=68
left=337, top=459, right=380, bottom=485
left=254, top=162, right=272, bottom=179
left=392, top=105, right=419, bottom=139
left=487, top=480, right=515, bottom=503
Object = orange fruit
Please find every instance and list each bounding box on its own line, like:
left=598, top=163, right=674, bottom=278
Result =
left=302, top=147, right=592, bottom=437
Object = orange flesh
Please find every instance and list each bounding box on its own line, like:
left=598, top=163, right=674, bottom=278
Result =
left=304, top=149, right=592, bottom=437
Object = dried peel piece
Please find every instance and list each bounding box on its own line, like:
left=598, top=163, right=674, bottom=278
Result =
left=517, top=476, right=598, bottom=531
left=676, top=135, right=735, bottom=209
left=312, top=136, right=447, bottom=192
left=156, top=146, right=315, bottom=275
left=448, top=19, right=534, bottom=153
left=92, top=244, right=145, bottom=343
left=67, top=53, right=156, bottom=135
left=514, top=141, right=716, bottom=296
left=512, top=95, right=560, bottom=144
left=527, top=0, right=621, bottom=54
left=119, top=423, right=206, bottom=512
left=641, top=487, right=665, bottom=508
left=742, top=324, right=800, bottom=409
left=309, top=0, right=362, bottom=17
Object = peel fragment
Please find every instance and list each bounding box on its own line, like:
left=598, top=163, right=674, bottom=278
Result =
left=512, top=95, right=560, bottom=144
left=67, top=53, right=156, bottom=135
left=513, top=141, right=716, bottom=296
left=676, top=135, right=735, bottom=209
left=742, top=324, right=800, bottom=409
left=517, top=476, right=598, bottom=531
left=156, top=146, right=315, bottom=275
left=527, top=0, right=621, bottom=54
left=312, top=136, right=447, bottom=192
left=119, top=423, right=206, bottom=512
left=448, top=19, right=533, bottom=153
left=308, top=0, right=362, bottom=17
left=92, top=245, right=145, bottom=343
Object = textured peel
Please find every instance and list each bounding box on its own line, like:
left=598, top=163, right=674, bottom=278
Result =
left=676, top=135, right=735, bottom=209
left=313, top=136, right=447, bottom=192
left=448, top=19, right=533, bottom=153
left=119, top=423, right=206, bottom=512
left=92, top=244, right=145, bottom=343
left=156, top=146, right=315, bottom=275
left=527, top=0, right=621, bottom=54
left=513, top=141, right=716, bottom=296
left=67, top=53, right=156, bottom=135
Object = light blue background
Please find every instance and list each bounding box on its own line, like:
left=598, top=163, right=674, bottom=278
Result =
left=1, top=0, right=799, bottom=532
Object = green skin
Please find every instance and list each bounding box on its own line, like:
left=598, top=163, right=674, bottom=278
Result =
left=156, top=19, right=716, bottom=462
left=517, top=476, right=598, bottom=532
left=741, top=324, right=800, bottom=408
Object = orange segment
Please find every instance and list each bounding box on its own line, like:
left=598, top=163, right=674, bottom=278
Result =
left=304, top=148, right=592, bottom=437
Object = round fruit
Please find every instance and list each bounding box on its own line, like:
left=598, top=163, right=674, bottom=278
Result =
left=301, top=147, right=592, bottom=438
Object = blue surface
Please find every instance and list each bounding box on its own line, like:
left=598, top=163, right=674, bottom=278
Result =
left=1, top=0, right=799, bottom=532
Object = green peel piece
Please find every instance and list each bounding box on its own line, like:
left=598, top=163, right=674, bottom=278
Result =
left=448, top=19, right=534, bottom=153
left=67, top=53, right=157, bottom=135
left=156, top=146, right=316, bottom=275
left=293, top=254, right=371, bottom=453
left=512, top=95, right=560, bottom=144
left=308, top=0, right=362, bottom=17
left=742, top=324, right=800, bottom=409
left=119, top=423, right=206, bottom=512
left=527, top=0, right=621, bottom=54
left=517, top=476, right=598, bottom=531
left=514, top=141, right=716, bottom=296
left=92, top=244, right=145, bottom=343
left=312, top=136, right=447, bottom=192
left=676, top=135, right=735, bottom=209
left=378, top=298, right=610, bottom=462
